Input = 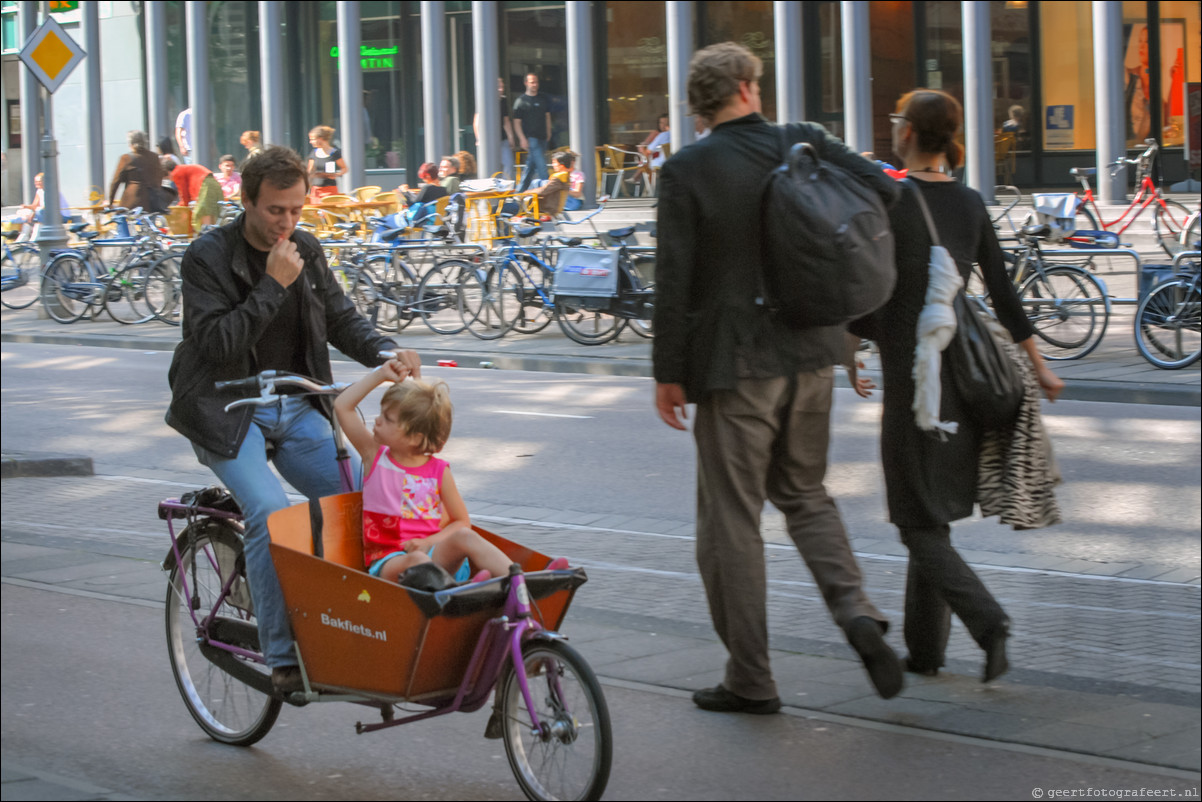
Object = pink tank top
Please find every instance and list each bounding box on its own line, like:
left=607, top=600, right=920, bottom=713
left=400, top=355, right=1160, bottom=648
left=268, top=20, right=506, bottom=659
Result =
left=361, top=447, right=447, bottom=567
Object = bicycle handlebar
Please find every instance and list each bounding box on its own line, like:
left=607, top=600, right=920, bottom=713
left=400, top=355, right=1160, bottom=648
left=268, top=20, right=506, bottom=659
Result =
left=217, top=370, right=352, bottom=411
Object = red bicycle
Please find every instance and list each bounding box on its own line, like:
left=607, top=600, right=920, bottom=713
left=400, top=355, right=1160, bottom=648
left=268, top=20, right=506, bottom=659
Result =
left=1065, top=138, right=1194, bottom=256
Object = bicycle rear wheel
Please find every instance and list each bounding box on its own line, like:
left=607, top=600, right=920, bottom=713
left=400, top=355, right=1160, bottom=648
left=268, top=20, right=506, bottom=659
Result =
left=1153, top=199, right=1192, bottom=257
left=368, top=255, right=418, bottom=332
left=500, top=639, right=612, bottom=802
left=1135, top=277, right=1201, bottom=369
left=1, top=242, right=42, bottom=310
left=556, top=298, right=625, bottom=345
left=1019, top=265, right=1109, bottom=360
left=40, top=254, right=94, bottom=324
left=624, top=255, right=655, bottom=339
left=416, top=258, right=471, bottom=335
left=103, top=261, right=156, bottom=324
left=165, top=519, right=281, bottom=746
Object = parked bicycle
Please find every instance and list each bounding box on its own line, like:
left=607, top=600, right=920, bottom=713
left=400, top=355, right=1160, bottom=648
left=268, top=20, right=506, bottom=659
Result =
left=159, top=368, right=612, bottom=801
left=1, top=230, right=41, bottom=310
left=1134, top=255, right=1200, bottom=369
left=1061, top=138, right=1194, bottom=256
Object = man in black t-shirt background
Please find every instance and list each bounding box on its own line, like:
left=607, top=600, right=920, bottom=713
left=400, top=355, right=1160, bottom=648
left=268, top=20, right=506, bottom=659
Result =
left=513, top=72, right=552, bottom=191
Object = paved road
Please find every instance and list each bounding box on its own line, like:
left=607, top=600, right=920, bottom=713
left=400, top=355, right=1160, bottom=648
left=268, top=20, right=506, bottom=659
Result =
left=2, top=342, right=1199, bottom=798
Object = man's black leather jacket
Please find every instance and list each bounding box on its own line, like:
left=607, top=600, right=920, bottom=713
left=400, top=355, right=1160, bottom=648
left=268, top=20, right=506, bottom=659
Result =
left=165, top=214, right=396, bottom=457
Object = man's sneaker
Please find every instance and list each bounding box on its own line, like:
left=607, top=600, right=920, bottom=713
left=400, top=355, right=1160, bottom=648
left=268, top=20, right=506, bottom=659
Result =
left=271, top=665, right=304, bottom=695
left=692, top=684, right=781, bottom=715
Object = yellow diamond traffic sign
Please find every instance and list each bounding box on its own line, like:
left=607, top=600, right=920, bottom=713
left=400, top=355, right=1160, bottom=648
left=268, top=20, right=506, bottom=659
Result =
left=19, top=15, right=86, bottom=94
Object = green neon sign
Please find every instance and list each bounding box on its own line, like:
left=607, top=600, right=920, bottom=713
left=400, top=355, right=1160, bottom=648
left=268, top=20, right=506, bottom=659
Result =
left=329, top=43, right=399, bottom=71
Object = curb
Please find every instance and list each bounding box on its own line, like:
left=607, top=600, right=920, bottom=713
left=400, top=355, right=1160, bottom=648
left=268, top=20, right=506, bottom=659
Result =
left=1, top=454, right=94, bottom=479
left=3, top=328, right=1199, bottom=407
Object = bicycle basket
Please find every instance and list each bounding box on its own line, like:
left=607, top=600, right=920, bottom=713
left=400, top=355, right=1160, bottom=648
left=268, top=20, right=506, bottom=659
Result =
left=1031, top=193, right=1080, bottom=242
left=551, top=248, right=620, bottom=298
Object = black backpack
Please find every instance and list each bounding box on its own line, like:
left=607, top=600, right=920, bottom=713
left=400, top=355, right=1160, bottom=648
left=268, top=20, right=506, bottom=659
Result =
left=760, top=128, right=896, bottom=328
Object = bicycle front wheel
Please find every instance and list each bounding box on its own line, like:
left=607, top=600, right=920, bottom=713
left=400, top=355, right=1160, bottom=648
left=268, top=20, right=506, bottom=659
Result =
left=460, top=264, right=520, bottom=340
left=556, top=299, right=625, bottom=345
left=144, top=252, right=183, bottom=325
left=1135, top=277, right=1201, bottom=369
left=40, top=254, right=94, bottom=324
left=416, top=258, right=471, bottom=335
left=1019, top=265, right=1110, bottom=360
left=1153, top=199, right=1192, bottom=257
left=165, top=519, right=281, bottom=746
left=1, top=242, right=42, bottom=310
left=500, top=639, right=612, bottom=802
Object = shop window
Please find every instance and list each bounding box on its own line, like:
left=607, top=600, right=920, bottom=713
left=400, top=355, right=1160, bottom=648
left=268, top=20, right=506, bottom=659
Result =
left=700, top=1, right=777, bottom=122
left=605, top=1, right=667, bottom=148
left=1124, top=1, right=1199, bottom=149
left=360, top=4, right=405, bottom=169
left=1039, top=1, right=1095, bottom=151
left=991, top=2, right=1034, bottom=152
left=503, top=4, right=567, bottom=149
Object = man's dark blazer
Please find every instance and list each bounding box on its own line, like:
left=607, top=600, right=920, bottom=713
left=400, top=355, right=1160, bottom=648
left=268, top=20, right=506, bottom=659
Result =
left=652, top=113, right=900, bottom=403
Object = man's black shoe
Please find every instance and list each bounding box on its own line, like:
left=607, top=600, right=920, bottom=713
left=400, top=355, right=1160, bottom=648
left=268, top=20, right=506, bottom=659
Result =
left=981, top=620, right=1011, bottom=683
left=692, top=685, right=781, bottom=715
left=847, top=616, right=904, bottom=699
left=271, top=665, right=304, bottom=695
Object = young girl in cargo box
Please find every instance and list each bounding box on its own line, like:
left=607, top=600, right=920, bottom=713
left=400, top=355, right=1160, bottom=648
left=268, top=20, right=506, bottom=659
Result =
left=334, top=365, right=569, bottom=584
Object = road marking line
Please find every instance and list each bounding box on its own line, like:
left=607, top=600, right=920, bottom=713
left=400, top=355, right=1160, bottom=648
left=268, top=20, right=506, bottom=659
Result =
left=493, top=410, right=595, bottom=419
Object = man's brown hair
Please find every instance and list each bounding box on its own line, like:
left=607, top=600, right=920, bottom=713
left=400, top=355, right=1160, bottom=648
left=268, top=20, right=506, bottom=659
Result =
left=241, top=146, right=309, bottom=204
left=687, top=42, right=762, bottom=123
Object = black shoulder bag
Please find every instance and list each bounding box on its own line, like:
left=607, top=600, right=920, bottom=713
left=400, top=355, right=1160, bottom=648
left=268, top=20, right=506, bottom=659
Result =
left=909, top=182, right=1024, bottom=429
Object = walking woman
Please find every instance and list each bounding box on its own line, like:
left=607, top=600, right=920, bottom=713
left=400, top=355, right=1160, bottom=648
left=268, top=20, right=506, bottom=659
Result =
left=109, top=130, right=166, bottom=212
left=306, top=125, right=347, bottom=202
left=850, top=89, right=1063, bottom=682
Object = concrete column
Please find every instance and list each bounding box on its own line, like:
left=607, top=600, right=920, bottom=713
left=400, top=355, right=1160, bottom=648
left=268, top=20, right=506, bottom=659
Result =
left=666, top=1, right=695, bottom=155
left=259, top=1, right=286, bottom=148
left=774, top=1, right=805, bottom=124
left=962, top=1, right=994, bottom=203
left=1093, top=1, right=1126, bottom=202
left=337, top=1, right=365, bottom=191
left=472, top=1, right=501, bottom=180
left=82, top=1, right=104, bottom=200
left=185, top=1, right=212, bottom=168
left=19, top=3, right=40, bottom=197
left=840, top=1, right=872, bottom=153
left=566, top=1, right=596, bottom=205
left=421, top=1, right=450, bottom=163
left=145, top=2, right=169, bottom=151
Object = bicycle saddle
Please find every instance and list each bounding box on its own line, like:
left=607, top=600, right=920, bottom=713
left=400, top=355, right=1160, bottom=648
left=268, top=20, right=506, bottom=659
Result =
left=607, top=225, right=636, bottom=240
left=1022, top=223, right=1052, bottom=238
left=377, top=227, right=406, bottom=242
left=78, top=231, right=102, bottom=240
left=2, top=229, right=18, bottom=241
left=552, top=236, right=583, bottom=247
left=513, top=223, right=541, bottom=238
left=1069, top=167, right=1096, bottom=178
left=334, top=222, right=359, bottom=232
left=69, top=221, right=90, bottom=233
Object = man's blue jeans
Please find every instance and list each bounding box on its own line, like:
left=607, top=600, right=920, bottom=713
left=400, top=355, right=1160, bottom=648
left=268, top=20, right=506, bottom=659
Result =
left=519, top=137, right=548, bottom=191
left=194, top=396, right=359, bottom=668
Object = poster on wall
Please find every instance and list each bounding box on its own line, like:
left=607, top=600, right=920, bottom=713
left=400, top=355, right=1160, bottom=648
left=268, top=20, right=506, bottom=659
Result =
left=1123, top=20, right=1188, bottom=147
left=1046, top=105, right=1075, bottom=148
left=1188, top=82, right=1200, bottom=171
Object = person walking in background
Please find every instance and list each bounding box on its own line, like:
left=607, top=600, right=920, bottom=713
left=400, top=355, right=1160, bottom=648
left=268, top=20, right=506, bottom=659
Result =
left=175, top=107, right=193, bottom=164
left=158, top=137, right=183, bottom=169
left=109, top=130, right=166, bottom=213
left=473, top=76, right=517, bottom=180
left=513, top=72, right=552, bottom=191
left=653, top=42, right=905, bottom=714
left=306, top=125, right=347, bottom=202
left=170, top=161, right=223, bottom=231
left=216, top=155, right=243, bottom=199
left=240, top=130, right=263, bottom=166
left=847, top=89, right=1062, bottom=683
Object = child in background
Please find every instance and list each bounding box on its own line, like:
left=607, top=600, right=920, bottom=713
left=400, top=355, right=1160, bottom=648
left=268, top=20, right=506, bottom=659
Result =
left=333, top=363, right=514, bottom=584
left=216, top=154, right=242, bottom=199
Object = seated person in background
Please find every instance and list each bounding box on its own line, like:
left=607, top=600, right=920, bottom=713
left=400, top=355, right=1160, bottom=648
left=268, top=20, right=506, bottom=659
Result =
left=170, top=162, right=223, bottom=231
left=398, top=162, right=447, bottom=206
left=638, top=114, right=670, bottom=158
left=453, top=150, right=478, bottom=181
left=8, top=172, right=71, bottom=240
left=438, top=156, right=462, bottom=194
left=216, top=154, right=242, bottom=199
left=333, top=367, right=516, bottom=584
left=562, top=153, right=585, bottom=211
left=532, top=151, right=580, bottom=219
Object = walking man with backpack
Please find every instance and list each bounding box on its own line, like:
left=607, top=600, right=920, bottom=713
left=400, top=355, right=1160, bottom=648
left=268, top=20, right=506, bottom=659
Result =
left=652, top=42, right=904, bottom=712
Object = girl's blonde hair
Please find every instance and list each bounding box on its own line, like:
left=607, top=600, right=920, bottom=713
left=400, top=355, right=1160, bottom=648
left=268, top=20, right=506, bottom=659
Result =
left=309, top=125, right=335, bottom=143
left=380, top=379, right=453, bottom=454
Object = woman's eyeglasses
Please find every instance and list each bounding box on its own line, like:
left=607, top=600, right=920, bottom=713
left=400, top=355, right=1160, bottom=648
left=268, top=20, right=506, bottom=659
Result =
left=889, top=114, right=908, bottom=126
